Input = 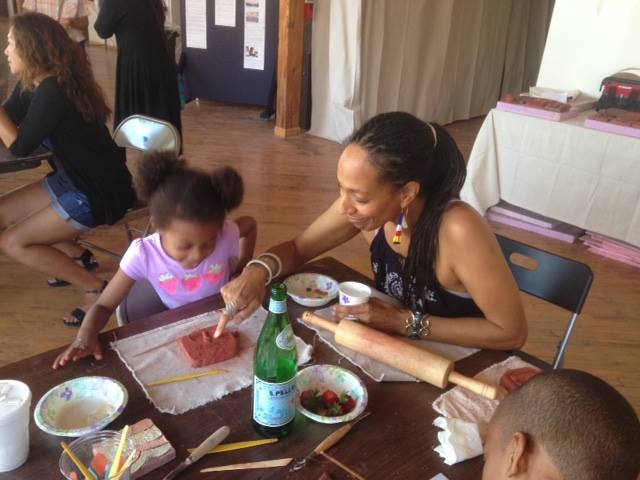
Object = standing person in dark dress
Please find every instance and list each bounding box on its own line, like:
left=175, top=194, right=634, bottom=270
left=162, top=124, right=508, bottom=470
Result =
left=0, top=13, right=135, bottom=325
left=94, top=0, right=181, bottom=135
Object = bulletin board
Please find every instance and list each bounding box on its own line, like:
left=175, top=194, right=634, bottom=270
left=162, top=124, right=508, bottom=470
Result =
left=180, top=0, right=279, bottom=106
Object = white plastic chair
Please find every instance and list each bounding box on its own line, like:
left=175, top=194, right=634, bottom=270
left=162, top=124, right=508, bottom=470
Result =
left=113, top=114, right=181, bottom=154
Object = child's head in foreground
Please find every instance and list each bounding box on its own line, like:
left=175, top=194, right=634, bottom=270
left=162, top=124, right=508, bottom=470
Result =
left=135, top=151, right=243, bottom=269
left=482, top=369, right=640, bottom=480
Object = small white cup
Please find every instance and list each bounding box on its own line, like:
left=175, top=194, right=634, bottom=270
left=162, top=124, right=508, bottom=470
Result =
left=338, top=281, right=372, bottom=307
left=0, top=380, right=32, bottom=472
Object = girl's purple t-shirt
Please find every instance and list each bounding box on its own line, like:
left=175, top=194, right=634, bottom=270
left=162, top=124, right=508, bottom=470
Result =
left=119, top=221, right=240, bottom=309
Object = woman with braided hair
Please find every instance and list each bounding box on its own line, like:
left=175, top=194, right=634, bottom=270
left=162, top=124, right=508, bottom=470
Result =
left=216, top=112, right=526, bottom=350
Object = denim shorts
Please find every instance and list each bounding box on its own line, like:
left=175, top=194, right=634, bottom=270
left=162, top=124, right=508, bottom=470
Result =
left=43, top=170, right=94, bottom=231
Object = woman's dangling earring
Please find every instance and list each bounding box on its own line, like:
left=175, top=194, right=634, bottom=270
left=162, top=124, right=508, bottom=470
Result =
left=392, top=208, right=408, bottom=245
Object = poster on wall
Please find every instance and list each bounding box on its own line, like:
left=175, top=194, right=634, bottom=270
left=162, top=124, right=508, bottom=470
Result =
left=243, top=0, right=265, bottom=70
left=215, top=0, right=236, bottom=27
left=186, top=0, right=207, bottom=49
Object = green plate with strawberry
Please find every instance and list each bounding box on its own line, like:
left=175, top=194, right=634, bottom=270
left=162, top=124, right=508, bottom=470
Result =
left=295, top=364, right=367, bottom=424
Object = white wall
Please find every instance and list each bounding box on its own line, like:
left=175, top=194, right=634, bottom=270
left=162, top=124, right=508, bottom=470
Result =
left=537, top=0, right=640, bottom=98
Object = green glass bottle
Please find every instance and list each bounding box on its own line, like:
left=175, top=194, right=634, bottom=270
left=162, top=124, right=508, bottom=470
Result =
left=252, top=283, right=298, bottom=438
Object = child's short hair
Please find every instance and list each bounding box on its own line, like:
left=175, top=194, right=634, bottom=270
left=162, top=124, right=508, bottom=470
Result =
left=135, top=151, right=243, bottom=229
left=492, top=369, right=640, bottom=479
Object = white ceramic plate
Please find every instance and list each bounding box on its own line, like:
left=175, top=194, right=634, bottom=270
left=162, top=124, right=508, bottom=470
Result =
left=283, top=273, right=339, bottom=307
left=34, top=376, right=128, bottom=437
left=295, top=364, right=367, bottom=424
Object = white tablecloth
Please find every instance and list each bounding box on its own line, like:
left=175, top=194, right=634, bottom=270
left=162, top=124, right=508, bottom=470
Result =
left=461, top=109, right=640, bottom=247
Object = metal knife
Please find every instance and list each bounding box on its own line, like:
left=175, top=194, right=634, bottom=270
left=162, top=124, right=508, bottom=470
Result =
left=162, top=425, right=230, bottom=480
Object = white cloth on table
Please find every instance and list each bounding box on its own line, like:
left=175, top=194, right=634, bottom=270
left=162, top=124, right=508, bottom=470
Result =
left=111, top=306, right=312, bottom=414
left=429, top=474, right=450, bottom=480
left=297, top=301, right=479, bottom=382
left=432, top=355, right=536, bottom=465
left=460, top=108, right=640, bottom=247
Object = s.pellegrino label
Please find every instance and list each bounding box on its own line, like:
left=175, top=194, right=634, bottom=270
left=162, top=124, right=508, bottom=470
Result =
left=252, top=376, right=296, bottom=427
left=269, top=298, right=287, bottom=314
left=252, top=283, right=297, bottom=438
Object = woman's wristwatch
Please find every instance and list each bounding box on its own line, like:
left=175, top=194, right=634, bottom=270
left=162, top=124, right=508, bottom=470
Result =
left=405, top=311, right=431, bottom=339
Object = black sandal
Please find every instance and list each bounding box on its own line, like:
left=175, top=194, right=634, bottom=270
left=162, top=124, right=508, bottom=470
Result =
left=63, top=280, right=108, bottom=327
left=49, top=250, right=99, bottom=288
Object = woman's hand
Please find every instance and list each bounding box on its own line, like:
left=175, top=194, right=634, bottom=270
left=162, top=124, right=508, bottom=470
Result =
left=332, top=298, right=409, bottom=336
left=215, top=265, right=269, bottom=337
left=52, top=334, right=103, bottom=369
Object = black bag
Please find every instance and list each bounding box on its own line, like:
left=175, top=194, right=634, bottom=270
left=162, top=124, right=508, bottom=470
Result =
left=596, top=69, right=640, bottom=112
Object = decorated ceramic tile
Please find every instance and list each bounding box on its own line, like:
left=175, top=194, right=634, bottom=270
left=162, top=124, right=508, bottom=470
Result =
left=34, top=376, right=128, bottom=437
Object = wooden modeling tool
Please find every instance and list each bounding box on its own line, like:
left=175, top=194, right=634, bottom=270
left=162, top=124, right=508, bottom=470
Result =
left=318, top=451, right=366, bottom=480
left=200, top=458, right=292, bottom=472
left=302, top=311, right=499, bottom=400
left=161, top=426, right=230, bottom=480
left=131, top=337, right=179, bottom=358
left=145, top=369, right=227, bottom=387
left=187, top=437, right=278, bottom=455
left=292, top=411, right=370, bottom=477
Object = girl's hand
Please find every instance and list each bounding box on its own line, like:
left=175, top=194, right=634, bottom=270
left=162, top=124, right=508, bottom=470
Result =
left=215, top=265, right=268, bottom=337
left=52, top=335, right=103, bottom=369
left=332, top=298, right=409, bottom=336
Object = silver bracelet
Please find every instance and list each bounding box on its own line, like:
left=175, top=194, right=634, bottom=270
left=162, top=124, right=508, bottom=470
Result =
left=257, top=252, right=282, bottom=278
left=245, top=259, right=273, bottom=285
left=405, top=311, right=431, bottom=339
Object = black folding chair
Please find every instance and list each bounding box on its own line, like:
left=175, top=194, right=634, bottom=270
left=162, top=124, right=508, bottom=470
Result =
left=496, top=235, right=594, bottom=369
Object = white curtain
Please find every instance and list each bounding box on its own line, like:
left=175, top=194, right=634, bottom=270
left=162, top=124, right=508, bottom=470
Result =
left=309, top=0, right=362, bottom=142
left=310, top=0, right=553, bottom=142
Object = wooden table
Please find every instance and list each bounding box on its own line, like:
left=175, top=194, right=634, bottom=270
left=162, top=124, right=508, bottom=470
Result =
left=0, top=146, right=51, bottom=174
left=0, top=258, right=547, bottom=480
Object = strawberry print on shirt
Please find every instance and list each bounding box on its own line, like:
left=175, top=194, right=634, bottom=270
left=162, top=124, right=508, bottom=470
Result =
left=204, top=264, right=224, bottom=285
left=158, top=273, right=178, bottom=293
left=182, top=273, right=203, bottom=292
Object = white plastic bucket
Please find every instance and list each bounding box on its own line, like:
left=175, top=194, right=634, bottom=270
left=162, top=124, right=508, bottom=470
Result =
left=0, top=380, right=32, bottom=472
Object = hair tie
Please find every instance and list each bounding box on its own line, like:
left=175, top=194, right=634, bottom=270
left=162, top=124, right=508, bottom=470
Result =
left=427, top=122, right=438, bottom=149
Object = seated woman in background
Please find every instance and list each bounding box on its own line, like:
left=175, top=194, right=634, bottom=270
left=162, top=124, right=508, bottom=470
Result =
left=0, top=13, right=135, bottom=325
left=217, top=111, right=527, bottom=350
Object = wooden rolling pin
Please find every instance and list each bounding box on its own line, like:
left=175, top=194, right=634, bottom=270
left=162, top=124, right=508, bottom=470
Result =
left=302, top=311, right=499, bottom=400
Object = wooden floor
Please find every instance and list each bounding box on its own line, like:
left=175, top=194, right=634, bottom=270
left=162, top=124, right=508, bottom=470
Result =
left=1, top=43, right=638, bottom=414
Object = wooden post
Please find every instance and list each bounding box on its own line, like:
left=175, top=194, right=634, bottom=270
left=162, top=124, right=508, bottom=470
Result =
left=274, top=0, right=304, bottom=138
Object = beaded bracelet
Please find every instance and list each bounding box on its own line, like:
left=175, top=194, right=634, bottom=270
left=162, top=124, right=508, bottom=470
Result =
left=245, top=259, right=273, bottom=286
left=257, top=252, right=283, bottom=278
